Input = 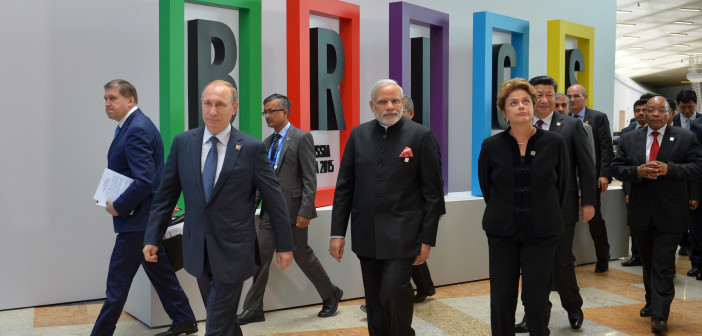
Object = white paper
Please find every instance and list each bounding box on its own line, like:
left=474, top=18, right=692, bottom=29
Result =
left=93, top=168, right=134, bottom=207
left=164, top=223, right=184, bottom=239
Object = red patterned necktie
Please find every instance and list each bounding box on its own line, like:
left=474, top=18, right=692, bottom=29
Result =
left=649, top=131, right=659, bottom=162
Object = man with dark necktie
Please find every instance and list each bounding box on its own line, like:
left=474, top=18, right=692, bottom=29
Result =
left=93, top=79, right=196, bottom=336
left=237, top=94, right=342, bottom=325
left=144, top=80, right=294, bottom=336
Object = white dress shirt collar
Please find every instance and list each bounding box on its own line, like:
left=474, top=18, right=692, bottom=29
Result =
left=118, top=106, right=138, bottom=127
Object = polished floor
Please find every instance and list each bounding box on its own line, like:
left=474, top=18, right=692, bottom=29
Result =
left=3, top=255, right=702, bottom=336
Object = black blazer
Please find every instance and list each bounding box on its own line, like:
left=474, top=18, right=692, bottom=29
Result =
left=571, top=107, right=613, bottom=180
left=548, top=112, right=597, bottom=223
left=612, top=126, right=702, bottom=233
left=330, top=117, right=444, bottom=260
left=478, top=128, right=569, bottom=237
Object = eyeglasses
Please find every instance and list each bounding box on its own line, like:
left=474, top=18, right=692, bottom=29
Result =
left=566, top=94, right=584, bottom=99
left=261, top=109, right=285, bottom=116
left=646, top=108, right=668, bottom=114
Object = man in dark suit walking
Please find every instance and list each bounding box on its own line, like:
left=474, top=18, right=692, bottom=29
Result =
left=329, top=79, right=444, bottom=336
left=612, top=96, right=702, bottom=333
left=673, top=89, right=701, bottom=131
left=567, top=84, right=614, bottom=273
left=93, top=79, right=196, bottom=336
left=513, top=76, right=596, bottom=333
left=143, top=80, right=294, bottom=336
left=237, top=94, right=342, bottom=325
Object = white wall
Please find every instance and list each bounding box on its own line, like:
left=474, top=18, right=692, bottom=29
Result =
left=0, top=0, right=616, bottom=310
left=613, top=72, right=650, bottom=131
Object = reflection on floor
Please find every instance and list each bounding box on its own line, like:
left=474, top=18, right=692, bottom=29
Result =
left=3, top=255, right=702, bottom=335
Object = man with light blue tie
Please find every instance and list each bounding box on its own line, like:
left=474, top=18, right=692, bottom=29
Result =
left=93, top=79, right=196, bottom=336
left=673, top=90, right=700, bottom=131
left=143, top=80, right=294, bottom=336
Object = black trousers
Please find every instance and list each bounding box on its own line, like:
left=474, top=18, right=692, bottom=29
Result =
left=412, top=262, right=435, bottom=296
left=359, top=256, right=415, bottom=336
left=488, top=231, right=559, bottom=336
left=588, top=189, right=610, bottom=263
left=631, top=224, right=682, bottom=321
left=552, top=223, right=583, bottom=313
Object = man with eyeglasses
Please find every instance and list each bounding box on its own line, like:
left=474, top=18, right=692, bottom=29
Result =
left=237, top=94, right=342, bottom=325
left=567, top=84, right=614, bottom=273
left=330, top=79, right=444, bottom=336
left=612, top=96, right=702, bottom=333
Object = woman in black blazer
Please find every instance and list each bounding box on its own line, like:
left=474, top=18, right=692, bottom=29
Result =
left=478, top=78, right=569, bottom=336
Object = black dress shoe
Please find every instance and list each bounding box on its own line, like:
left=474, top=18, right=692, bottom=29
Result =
left=360, top=304, right=367, bottom=313
left=414, top=287, right=436, bottom=303
left=237, top=310, right=265, bottom=325
left=652, top=319, right=668, bottom=333
left=621, top=256, right=642, bottom=267
left=687, top=267, right=699, bottom=276
left=568, top=309, right=584, bottom=329
left=679, top=247, right=688, bottom=256
left=640, top=305, right=651, bottom=317
left=318, top=286, right=343, bottom=317
left=595, top=262, right=609, bottom=273
left=697, top=272, right=702, bottom=281
left=514, top=320, right=529, bottom=333
left=154, top=322, right=198, bottom=336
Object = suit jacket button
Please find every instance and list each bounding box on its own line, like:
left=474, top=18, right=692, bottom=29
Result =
left=375, top=195, right=380, bottom=200
left=382, top=134, right=387, bottom=139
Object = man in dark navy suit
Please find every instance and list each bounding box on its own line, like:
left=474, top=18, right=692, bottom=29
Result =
left=92, top=79, right=196, bottom=336
left=144, top=80, right=294, bottom=336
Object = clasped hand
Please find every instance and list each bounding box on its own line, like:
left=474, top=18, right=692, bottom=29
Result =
left=637, top=161, right=668, bottom=179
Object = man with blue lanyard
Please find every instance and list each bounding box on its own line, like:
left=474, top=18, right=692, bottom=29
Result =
left=238, top=94, right=342, bottom=325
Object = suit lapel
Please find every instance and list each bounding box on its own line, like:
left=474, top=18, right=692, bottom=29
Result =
left=189, top=128, right=207, bottom=202
left=583, top=107, right=593, bottom=126
left=276, top=126, right=295, bottom=174
left=108, top=109, right=140, bottom=157
left=656, top=126, right=675, bottom=162
left=636, top=127, right=648, bottom=164
left=548, top=113, right=563, bottom=132
left=208, top=127, right=243, bottom=204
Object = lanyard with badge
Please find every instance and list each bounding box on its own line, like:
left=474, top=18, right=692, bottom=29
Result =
left=268, top=127, right=289, bottom=171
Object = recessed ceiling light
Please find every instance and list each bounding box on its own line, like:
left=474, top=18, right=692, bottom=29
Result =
left=681, top=8, right=701, bottom=12
left=669, top=33, right=688, bottom=36
left=617, top=23, right=636, bottom=26
left=640, top=59, right=655, bottom=61
left=629, top=47, right=644, bottom=50
left=674, top=21, right=693, bottom=25
left=682, top=80, right=692, bottom=84
left=617, top=10, right=632, bottom=13
left=659, top=74, right=672, bottom=77
left=674, top=44, right=690, bottom=47
left=623, top=35, right=640, bottom=38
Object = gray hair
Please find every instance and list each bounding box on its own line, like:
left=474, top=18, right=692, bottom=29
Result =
left=403, top=95, right=414, bottom=111
left=555, top=93, right=569, bottom=105
left=263, top=93, right=291, bottom=110
left=370, top=79, right=402, bottom=101
left=104, top=79, right=138, bottom=104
